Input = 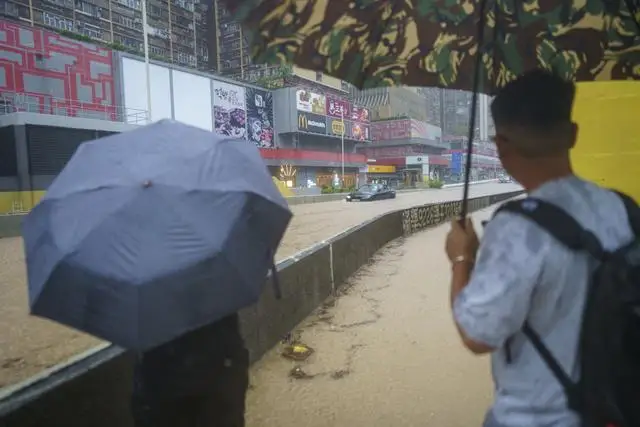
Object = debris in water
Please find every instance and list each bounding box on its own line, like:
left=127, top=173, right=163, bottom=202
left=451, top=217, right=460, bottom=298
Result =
left=289, top=366, right=314, bottom=379
left=331, top=369, right=350, bottom=379
left=281, top=342, right=314, bottom=361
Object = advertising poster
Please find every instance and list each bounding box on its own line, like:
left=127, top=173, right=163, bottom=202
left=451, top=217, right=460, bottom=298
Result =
left=297, top=111, right=327, bottom=134
left=245, top=87, right=274, bottom=148
left=371, top=119, right=411, bottom=141
left=327, top=117, right=352, bottom=137
left=213, top=81, right=247, bottom=138
left=296, top=89, right=326, bottom=115
left=326, top=95, right=351, bottom=119
left=351, top=105, right=370, bottom=123
left=351, top=122, right=371, bottom=141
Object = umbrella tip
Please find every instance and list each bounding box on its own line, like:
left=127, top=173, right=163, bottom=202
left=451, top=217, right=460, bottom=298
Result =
left=142, top=180, right=152, bottom=188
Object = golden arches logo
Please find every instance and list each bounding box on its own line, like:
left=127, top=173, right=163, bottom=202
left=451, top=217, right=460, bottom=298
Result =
left=298, top=114, right=308, bottom=129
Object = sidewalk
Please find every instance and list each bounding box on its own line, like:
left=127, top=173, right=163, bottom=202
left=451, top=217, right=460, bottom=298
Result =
left=245, top=205, right=501, bottom=427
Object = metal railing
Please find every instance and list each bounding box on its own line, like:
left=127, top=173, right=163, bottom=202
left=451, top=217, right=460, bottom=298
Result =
left=0, top=92, right=149, bottom=125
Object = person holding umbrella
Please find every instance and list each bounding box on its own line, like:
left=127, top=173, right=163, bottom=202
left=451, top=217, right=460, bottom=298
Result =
left=131, top=314, right=249, bottom=427
left=445, top=70, right=639, bottom=427
left=21, top=120, right=293, bottom=427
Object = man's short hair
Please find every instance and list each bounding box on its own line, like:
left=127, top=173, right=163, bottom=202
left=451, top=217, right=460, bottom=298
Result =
left=490, top=70, right=576, bottom=156
left=491, top=69, right=575, bottom=130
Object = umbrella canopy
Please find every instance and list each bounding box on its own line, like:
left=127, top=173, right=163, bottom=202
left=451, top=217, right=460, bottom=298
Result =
left=223, top=0, right=640, bottom=93
left=22, top=120, right=292, bottom=351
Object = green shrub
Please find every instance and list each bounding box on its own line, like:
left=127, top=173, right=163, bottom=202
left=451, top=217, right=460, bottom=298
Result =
left=427, top=179, right=444, bottom=189
left=321, top=186, right=334, bottom=194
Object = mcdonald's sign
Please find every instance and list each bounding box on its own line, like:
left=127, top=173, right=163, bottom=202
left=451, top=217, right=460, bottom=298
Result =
left=297, top=111, right=327, bottom=134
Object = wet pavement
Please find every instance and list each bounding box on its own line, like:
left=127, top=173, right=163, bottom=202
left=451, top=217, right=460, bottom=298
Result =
left=245, top=204, right=502, bottom=427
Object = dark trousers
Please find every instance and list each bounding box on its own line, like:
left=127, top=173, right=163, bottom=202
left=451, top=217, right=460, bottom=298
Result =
left=131, top=358, right=249, bottom=427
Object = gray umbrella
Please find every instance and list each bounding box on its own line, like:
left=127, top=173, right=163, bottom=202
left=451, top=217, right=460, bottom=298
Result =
left=22, top=119, right=292, bottom=351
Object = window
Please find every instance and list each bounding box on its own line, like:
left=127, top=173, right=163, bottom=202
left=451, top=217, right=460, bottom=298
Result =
left=115, top=0, right=140, bottom=10
left=42, top=12, right=74, bottom=31
left=78, top=22, right=102, bottom=39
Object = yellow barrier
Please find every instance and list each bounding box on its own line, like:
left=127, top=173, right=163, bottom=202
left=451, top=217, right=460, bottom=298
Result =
left=572, top=82, right=640, bottom=202
left=271, top=176, right=294, bottom=198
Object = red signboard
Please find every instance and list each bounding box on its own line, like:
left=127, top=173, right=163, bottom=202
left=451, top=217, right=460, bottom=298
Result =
left=371, top=120, right=411, bottom=141
left=351, top=105, right=370, bottom=123
left=325, top=95, right=351, bottom=119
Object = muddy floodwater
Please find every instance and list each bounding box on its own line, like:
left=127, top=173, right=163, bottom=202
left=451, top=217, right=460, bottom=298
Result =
left=245, top=205, right=501, bottom=427
left=0, top=183, right=519, bottom=390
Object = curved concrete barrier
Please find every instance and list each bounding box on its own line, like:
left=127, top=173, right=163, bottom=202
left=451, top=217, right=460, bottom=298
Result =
left=0, top=188, right=524, bottom=427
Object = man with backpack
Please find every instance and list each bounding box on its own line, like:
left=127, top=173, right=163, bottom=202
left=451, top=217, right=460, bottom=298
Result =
left=445, top=70, right=640, bottom=427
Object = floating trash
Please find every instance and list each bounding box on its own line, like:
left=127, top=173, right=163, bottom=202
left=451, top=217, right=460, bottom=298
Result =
left=281, top=342, right=314, bottom=361
left=289, top=366, right=314, bottom=379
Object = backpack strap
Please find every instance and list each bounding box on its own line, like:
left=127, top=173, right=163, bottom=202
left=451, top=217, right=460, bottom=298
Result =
left=494, top=198, right=605, bottom=257
left=494, top=198, right=590, bottom=410
left=521, top=322, right=582, bottom=411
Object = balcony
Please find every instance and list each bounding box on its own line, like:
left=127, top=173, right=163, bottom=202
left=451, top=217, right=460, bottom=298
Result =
left=0, top=92, right=149, bottom=124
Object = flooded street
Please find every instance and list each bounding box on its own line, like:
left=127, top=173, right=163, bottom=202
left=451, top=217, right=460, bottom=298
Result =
left=0, top=183, right=519, bottom=388
left=245, top=205, right=500, bottom=427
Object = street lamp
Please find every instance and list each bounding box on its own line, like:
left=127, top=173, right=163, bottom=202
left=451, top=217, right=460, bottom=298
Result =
left=141, top=0, right=152, bottom=122
left=341, top=109, right=345, bottom=187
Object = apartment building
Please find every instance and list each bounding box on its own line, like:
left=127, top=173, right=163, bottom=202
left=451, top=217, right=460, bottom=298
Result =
left=1, top=0, right=208, bottom=68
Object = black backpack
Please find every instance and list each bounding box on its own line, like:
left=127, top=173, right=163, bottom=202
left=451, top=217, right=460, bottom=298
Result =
left=495, top=191, right=640, bottom=427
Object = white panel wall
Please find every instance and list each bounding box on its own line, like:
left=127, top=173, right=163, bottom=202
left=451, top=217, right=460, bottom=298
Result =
left=121, top=57, right=172, bottom=124
left=172, top=70, right=213, bottom=131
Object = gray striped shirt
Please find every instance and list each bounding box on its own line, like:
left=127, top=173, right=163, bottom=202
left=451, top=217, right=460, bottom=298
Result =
left=454, top=176, right=634, bottom=427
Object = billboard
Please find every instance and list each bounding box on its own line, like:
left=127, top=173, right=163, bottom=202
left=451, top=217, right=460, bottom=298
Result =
left=410, top=119, right=442, bottom=141
left=371, top=119, right=411, bottom=141
left=296, top=89, right=326, bottom=115
left=246, top=87, right=274, bottom=148
left=327, top=117, right=352, bottom=137
left=297, top=111, right=327, bottom=134
left=326, top=95, right=351, bottom=119
left=351, top=122, right=370, bottom=142
left=213, top=80, right=247, bottom=138
left=351, top=105, right=370, bottom=123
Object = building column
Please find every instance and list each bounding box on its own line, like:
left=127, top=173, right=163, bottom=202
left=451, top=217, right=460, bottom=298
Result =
left=13, top=125, right=34, bottom=210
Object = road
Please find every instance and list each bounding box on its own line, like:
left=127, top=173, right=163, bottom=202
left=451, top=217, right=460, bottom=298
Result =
left=276, top=182, right=521, bottom=260
left=246, top=204, right=502, bottom=427
left=0, top=182, right=520, bottom=389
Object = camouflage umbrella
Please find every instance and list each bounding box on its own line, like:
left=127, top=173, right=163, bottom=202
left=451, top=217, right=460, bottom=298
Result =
left=222, top=0, right=639, bottom=94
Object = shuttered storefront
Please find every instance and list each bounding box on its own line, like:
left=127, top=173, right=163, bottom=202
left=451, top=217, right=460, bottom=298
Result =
left=0, top=126, right=17, bottom=178
left=26, top=125, right=116, bottom=176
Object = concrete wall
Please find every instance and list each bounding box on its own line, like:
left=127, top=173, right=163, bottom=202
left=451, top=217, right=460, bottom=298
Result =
left=0, top=189, right=523, bottom=427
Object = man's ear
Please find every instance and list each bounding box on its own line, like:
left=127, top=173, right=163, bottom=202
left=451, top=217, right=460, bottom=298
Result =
left=569, top=122, right=578, bottom=149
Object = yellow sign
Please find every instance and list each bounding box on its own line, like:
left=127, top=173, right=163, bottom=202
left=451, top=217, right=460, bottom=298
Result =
left=298, top=114, right=308, bottom=130
left=331, top=120, right=345, bottom=135
left=367, top=165, right=396, bottom=173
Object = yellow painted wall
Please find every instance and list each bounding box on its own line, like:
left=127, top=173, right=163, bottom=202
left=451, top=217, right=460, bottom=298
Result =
left=571, top=82, right=640, bottom=202
left=0, top=191, right=46, bottom=214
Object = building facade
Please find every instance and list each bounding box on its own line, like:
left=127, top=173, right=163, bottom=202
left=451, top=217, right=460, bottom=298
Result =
left=1, top=0, right=208, bottom=68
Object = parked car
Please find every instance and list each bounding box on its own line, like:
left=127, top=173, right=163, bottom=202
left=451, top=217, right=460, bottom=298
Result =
left=498, top=175, right=512, bottom=183
left=346, top=184, right=396, bottom=202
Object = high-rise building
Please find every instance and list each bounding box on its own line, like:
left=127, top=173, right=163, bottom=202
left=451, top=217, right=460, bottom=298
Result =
left=1, top=0, right=208, bottom=68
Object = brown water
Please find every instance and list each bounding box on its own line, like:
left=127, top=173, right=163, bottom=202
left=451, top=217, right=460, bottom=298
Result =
left=245, top=205, right=501, bottom=427
left=0, top=183, right=519, bottom=389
